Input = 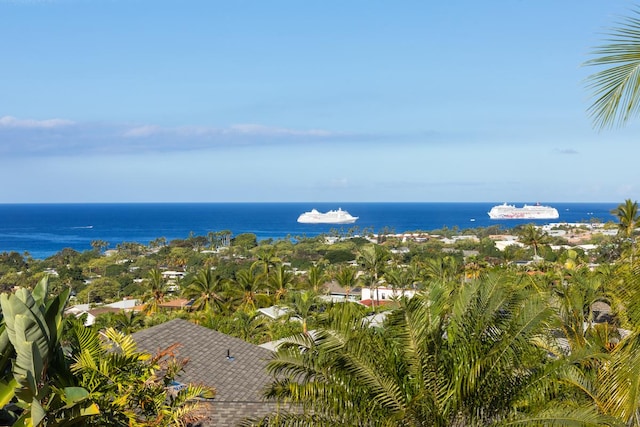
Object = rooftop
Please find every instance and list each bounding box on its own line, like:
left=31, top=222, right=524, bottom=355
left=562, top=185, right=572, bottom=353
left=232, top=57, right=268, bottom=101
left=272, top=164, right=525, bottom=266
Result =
left=133, top=318, right=274, bottom=400
left=133, top=318, right=280, bottom=425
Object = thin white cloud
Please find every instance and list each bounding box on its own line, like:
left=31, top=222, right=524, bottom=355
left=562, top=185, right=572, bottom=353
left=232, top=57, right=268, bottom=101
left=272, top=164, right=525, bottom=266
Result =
left=227, top=124, right=333, bottom=137
left=0, top=116, right=359, bottom=157
left=122, top=125, right=162, bottom=137
left=0, top=115, right=436, bottom=157
left=0, top=115, right=74, bottom=129
left=122, top=123, right=335, bottom=138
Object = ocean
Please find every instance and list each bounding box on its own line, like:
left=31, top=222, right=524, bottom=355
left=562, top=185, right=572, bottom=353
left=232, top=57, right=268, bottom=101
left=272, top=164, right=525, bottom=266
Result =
left=0, top=202, right=619, bottom=259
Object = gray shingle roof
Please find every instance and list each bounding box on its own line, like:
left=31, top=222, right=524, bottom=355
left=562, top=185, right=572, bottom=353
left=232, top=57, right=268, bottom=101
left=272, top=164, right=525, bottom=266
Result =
left=132, top=318, right=274, bottom=403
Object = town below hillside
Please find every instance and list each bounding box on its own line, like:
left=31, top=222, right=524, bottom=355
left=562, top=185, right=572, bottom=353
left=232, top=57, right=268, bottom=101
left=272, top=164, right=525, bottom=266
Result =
left=0, top=200, right=638, bottom=426
left=0, top=218, right=626, bottom=331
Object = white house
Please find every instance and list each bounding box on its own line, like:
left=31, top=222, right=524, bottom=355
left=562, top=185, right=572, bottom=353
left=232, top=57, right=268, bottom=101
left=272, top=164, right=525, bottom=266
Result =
left=161, top=271, right=186, bottom=280
left=105, top=298, right=139, bottom=310
left=257, top=306, right=291, bottom=320
left=360, top=286, right=417, bottom=302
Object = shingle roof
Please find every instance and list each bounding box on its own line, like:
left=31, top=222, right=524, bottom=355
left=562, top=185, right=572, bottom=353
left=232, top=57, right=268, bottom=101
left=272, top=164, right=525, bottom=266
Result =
left=132, top=318, right=273, bottom=403
left=323, top=280, right=362, bottom=296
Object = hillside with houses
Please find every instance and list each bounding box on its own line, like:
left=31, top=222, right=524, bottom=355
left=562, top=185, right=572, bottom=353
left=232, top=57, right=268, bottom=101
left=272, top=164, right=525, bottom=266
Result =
left=0, top=203, right=638, bottom=425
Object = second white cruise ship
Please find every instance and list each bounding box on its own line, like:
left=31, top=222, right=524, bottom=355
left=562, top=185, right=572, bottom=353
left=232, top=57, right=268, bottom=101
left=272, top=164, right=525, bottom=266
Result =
left=488, top=203, right=559, bottom=220
left=297, top=208, right=358, bottom=224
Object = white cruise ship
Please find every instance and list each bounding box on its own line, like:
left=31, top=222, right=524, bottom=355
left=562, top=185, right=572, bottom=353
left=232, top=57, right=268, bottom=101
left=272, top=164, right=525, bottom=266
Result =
left=297, top=208, right=358, bottom=224
left=488, top=203, right=559, bottom=220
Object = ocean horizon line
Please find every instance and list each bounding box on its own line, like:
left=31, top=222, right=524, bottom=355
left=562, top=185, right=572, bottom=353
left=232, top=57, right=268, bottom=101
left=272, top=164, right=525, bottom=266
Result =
left=0, top=201, right=623, bottom=205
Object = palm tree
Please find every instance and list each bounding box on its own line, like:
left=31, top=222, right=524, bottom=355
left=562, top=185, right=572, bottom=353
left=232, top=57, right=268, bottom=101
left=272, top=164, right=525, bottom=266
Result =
left=606, top=262, right=640, bottom=331
left=248, top=274, right=608, bottom=426
left=143, top=268, right=167, bottom=314
left=612, top=199, right=639, bottom=240
left=112, top=310, right=145, bottom=334
left=268, top=263, right=295, bottom=303
left=611, top=199, right=639, bottom=264
left=357, top=244, right=389, bottom=307
left=232, top=309, right=269, bottom=343
left=183, top=267, right=227, bottom=312
left=334, top=265, right=358, bottom=301
left=284, top=291, right=318, bottom=335
left=591, top=260, right=640, bottom=423
left=305, top=264, right=327, bottom=293
left=254, top=245, right=281, bottom=276
left=585, top=9, right=640, bottom=129
left=383, top=266, right=410, bottom=297
left=405, top=260, right=424, bottom=290
left=206, top=230, right=232, bottom=250
left=357, top=244, right=388, bottom=282
left=586, top=265, right=640, bottom=426
left=551, top=271, right=605, bottom=350
left=207, top=231, right=218, bottom=250
left=595, top=332, right=640, bottom=425
left=149, top=236, right=167, bottom=250
left=423, top=256, right=459, bottom=283
left=463, top=256, right=484, bottom=280
left=232, top=265, right=266, bottom=311
left=518, top=223, right=550, bottom=259
left=170, top=253, right=189, bottom=271
left=90, top=239, right=109, bottom=253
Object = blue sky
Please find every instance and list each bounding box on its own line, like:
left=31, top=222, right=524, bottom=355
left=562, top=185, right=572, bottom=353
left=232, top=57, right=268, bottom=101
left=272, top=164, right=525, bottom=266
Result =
left=2, top=0, right=639, bottom=203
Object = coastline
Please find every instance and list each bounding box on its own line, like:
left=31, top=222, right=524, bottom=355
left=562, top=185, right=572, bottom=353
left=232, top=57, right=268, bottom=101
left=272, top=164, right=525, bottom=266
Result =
left=0, top=202, right=618, bottom=259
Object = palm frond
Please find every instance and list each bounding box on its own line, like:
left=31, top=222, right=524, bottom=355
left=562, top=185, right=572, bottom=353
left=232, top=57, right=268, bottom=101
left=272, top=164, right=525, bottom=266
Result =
left=585, top=9, right=640, bottom=129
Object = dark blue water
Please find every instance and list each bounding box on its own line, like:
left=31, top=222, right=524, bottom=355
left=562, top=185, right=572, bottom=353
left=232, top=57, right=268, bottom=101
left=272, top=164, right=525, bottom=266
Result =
left=0, top=203, right=619, bottom=259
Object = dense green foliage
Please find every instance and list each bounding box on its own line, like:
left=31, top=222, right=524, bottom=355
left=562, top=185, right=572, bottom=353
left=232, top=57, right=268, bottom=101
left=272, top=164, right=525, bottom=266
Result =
left=248, top=275, right=619, bottom=426
left=0, top=278, right=213, bottom=426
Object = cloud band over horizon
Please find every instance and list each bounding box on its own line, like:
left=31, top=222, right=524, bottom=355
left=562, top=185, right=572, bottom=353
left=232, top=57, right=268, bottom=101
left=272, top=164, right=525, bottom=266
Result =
left=0, top=115, right=354, bottom=156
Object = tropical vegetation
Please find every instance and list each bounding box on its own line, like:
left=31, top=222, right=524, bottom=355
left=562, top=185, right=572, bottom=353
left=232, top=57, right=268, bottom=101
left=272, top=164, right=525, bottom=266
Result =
left=0, top=203, right=638, bottom=425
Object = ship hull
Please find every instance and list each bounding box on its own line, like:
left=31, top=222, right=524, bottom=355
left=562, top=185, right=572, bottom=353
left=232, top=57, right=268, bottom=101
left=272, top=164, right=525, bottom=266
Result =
left=297, top=218, right=358, bottom=224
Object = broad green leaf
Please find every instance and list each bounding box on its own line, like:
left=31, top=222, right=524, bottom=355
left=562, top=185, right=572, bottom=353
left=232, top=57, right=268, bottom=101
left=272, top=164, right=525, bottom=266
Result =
left=44, top=286, right=70, bottom=346
left=61, top=386, right=89, bottom=405
left=0, top=326, right=10, bottom=355
left=31, top=277, right=48, bottom=308
left=80, top=403, right=100, bottom=417
left=2, top=292, right=51, bottom=354
left=0, top=378, right=17, bottom=407
left=13, top=318, right=46, bottom=395
left=30, top=398, right=45, bottom=426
